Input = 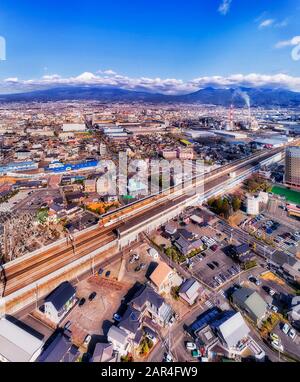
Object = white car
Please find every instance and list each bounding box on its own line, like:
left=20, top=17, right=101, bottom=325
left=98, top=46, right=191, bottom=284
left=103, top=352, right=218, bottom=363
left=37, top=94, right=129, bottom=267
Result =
left=271, top=340, right=284, bottom=352
left=83, top=334, right=92, bottom=348
left=288, top=328, right=296, bottom=340
left=282, top=323, right=290, bottom=335
left=148, top=248, right=159, bottom=259
left=186, top=342, right=197, bottom=350
left=269, top=289, right=276, bottom=297
left=164, top=353, right=173, bottom=362
left=271, top=305, right=279, bottom=313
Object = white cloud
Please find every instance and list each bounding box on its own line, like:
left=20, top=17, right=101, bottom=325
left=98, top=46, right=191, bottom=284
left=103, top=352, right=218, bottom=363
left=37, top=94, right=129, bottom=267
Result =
left=4, top=77, right=19, bottom=83
left=275, top=18, right=289, bottom=28
left=258, top=19, right=275, bottom=29
left=102, top=69, right=117, bottom=76
left=275, top=36, right=300, bottom=49
left=1, top=71, right=300, bottom=94
left=218, top=0, right=232, bottom=16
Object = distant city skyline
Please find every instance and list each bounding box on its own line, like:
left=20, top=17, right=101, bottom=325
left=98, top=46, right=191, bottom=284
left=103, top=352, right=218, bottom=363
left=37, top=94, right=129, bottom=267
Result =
left=0, top=0, right=300, bottom=94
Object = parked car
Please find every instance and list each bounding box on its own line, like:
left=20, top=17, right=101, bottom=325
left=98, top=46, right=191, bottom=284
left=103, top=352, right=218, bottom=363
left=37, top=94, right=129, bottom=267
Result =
left=248, top=276, right=261, bottom=286
left=288, top=328, right=296, bottom=340
left=105, top=270, right=111, bottom=277
left=146, top=333, right=156, bottom=341
left=83, top=334, right=92, bottom=348
left=113, top=313, right=122, bottom=322
left=270, top=332, right=279, bottom=341
left=210, top=244, right=218, bottom=252
left=98, top=268, right=104, bottom=276
left=186, top=342, right=197, bottom=350
left=78, top=297, right=86, bottom=307
left=212, top=261, right=219, bottom=267
left=163, top=353, right=173, bottom=362
left=207, top=263, right=215, bottom=270
left=271, top=305, right=279, bottom=313
left=39, top=304, right=45, bottom=313
left=191, top=349, right=201, bottom=358
left=64, top=321, right=72, bottom=330
left=282, top=323, right=290, bottom=335
left=88, top=292, right=97, bottom=301
left=269, top=288, right=276, bottom=296
left=271, top=340, right=284, bottom=352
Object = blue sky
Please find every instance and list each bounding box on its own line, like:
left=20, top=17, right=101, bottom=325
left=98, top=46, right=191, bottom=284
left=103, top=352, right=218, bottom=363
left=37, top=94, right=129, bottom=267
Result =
left=0, top=0, right=300, bottom=93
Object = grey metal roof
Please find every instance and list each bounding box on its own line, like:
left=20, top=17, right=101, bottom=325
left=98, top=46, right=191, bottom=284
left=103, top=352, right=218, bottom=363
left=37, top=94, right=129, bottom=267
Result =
left=216, top=312, right=250, bottom=348
left=107, top=326, right=128, bottom=345
left=179, top=278, right=201, bottom=300
left=0, top=318, right=43, bottom=362
left=235, top=243, right=249, bottom=255
left=91, top=343, right=114, bottom=362
left=131, top=285, right=164, bottom=310
left=232, top=287, right=267, bottom=321
left=38, top=331, right=74, bottom=362
left=119, top=306, right=141, bottom=334
left=45, top=281, right=76, bottom=311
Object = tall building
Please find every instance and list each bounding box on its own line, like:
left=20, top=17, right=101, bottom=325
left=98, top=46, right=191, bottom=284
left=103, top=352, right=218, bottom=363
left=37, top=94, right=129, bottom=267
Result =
left=285, top=147, right=300, bottom=189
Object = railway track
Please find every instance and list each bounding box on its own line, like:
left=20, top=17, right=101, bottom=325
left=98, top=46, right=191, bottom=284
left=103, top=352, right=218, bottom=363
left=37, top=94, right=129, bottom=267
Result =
left=2, top=229, right=118, bottom=296
left=0, top=147, right=285, bottom=298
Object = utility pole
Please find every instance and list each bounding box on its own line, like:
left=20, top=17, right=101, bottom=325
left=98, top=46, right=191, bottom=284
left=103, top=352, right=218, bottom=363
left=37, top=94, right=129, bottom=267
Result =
left=35, top=283, right=38, bottom=309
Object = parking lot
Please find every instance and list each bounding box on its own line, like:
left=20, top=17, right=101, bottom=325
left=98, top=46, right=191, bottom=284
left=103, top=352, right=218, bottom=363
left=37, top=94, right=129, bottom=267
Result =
left=59, top=274, right=132, bottom=348
left=245, top=210, right=300, bottom=255
left=188, top=246, right=241, bottom=289
left=0, top=190, right=32, bottom=212
left=272, top=321, right=300, bottom=360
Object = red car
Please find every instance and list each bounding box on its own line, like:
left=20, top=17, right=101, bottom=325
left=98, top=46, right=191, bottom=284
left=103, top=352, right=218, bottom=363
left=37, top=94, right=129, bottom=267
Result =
left=210, top=244, right=218, bottom=252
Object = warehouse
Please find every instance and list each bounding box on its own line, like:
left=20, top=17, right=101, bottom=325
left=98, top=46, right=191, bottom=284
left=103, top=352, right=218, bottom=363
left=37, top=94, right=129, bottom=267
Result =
left=0, top=318, right=44, bottom=362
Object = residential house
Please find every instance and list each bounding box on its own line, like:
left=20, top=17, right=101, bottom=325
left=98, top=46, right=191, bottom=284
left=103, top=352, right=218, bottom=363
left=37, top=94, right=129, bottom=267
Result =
left=91, top=343, right=117, bottom=362
left=107, top=326, right=130, bottom=356
left=84, top=179, right=96, bottom=193
left=179, top=278, right=202, bottom=305
left=231, top=243, right=255, bottom=263
left=267, top=251, right=300, bottom=284
left=44, top=281, right=77, bottom=324
left=288, top=296, right=300, bottom=330
left=130, top=285, right=174, bottom=327
left=38, top=330, right=80, bottom=362
left=232, top=287, right=268, bottom=324
left=149, top=261, right=183, bottom=294
left=118, top=305, right=143, bottom=346
left=174, top=229, right=203, bottom=256
left=210, top=311, right=250, bottom=350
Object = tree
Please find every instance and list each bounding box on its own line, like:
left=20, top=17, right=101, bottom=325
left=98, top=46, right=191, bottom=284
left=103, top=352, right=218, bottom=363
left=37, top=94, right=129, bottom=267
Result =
left=207, top=198, right=215, bottom=208
left=171, top=286, right=180, bottom=300
left=221, top=199, right=230, bottom=219
left=232, top=196, right=241, bottom=212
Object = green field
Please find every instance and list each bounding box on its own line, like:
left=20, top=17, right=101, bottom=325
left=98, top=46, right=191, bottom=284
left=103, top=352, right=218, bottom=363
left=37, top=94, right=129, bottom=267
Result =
left=271, top=185, right=300, bottom=205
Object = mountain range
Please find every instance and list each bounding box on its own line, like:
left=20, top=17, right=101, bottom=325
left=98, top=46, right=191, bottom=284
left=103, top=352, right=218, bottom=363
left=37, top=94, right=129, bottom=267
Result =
left=0, top=86, right=300, bottom=107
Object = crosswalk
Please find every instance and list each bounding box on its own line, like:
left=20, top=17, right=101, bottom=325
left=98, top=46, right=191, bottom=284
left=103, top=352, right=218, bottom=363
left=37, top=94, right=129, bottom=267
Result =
left=205, top=300, right=213, bottom=308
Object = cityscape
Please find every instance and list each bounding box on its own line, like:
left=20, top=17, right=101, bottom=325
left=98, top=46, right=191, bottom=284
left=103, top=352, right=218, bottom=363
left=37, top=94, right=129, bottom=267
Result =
left=0, top=0, right=299, bottom=370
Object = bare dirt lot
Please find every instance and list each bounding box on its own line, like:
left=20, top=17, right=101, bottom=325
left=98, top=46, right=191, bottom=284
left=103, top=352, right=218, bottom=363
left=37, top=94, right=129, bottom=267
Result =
left=60, top=274, right=132, bottom=347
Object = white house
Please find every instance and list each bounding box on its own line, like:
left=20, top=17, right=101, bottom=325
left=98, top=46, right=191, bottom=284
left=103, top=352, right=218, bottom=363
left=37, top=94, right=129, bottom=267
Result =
left=44, top=281, right=77, bottom=324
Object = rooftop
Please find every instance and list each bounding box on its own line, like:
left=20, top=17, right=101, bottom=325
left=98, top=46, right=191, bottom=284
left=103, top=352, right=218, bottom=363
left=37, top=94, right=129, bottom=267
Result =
left=0, top=318, right=44, bottom=362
